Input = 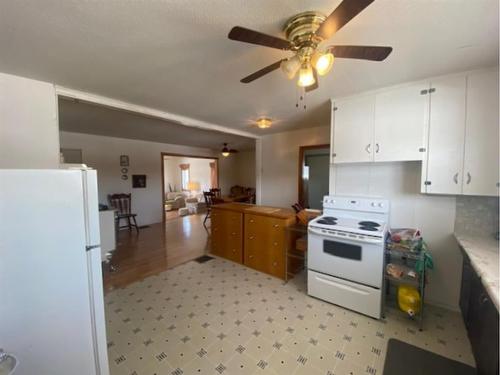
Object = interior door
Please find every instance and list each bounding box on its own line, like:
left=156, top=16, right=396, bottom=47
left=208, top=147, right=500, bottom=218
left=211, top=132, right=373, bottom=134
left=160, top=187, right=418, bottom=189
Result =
left=374, top=82, right=430, bottom=162
left=423, top=74, right=466, bottom=194
left=463, top=69, right=499, bottom=196
left=332, top=95, right=375, bottom=163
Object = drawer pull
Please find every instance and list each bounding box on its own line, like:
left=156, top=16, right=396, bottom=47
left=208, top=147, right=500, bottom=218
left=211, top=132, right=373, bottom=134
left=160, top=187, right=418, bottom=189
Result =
left=232, top=249, right=236, bottom=253
left=231, top=232, right=236, bottom=236
left=249, top=255, right=254, bottom=259
left=249, top=236, right=254, bottom=240
left=273, top=242, right=278, bottom=246
left=249, top=219, right=255, bottom=223
left=273, top=262, right=278, bottom=266
left=273, top=224, right=279, bottom=228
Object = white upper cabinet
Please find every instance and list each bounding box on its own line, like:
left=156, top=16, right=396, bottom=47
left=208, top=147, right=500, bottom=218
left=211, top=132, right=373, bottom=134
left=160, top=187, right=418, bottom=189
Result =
left=374, top=82, right=430, bottom=162
left=332, top=94, right=375, bottom=163
left=422, top=74, right=466, bottom=194
left=462, top=69, right=499, bottom=196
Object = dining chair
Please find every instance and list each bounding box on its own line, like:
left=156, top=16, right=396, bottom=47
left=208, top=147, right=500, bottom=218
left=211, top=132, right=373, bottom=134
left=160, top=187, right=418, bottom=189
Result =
left=108, top=193, right=139, bottom=233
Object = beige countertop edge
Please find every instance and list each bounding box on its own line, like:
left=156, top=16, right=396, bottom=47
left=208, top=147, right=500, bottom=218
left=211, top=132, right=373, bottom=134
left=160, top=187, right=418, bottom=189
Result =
left=454, top=233, right=499, bottom=311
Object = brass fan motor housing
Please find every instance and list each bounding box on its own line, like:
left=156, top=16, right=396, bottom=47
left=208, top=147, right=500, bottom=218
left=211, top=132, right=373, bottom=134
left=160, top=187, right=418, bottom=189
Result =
left=283, top=11, right=327, bottom=51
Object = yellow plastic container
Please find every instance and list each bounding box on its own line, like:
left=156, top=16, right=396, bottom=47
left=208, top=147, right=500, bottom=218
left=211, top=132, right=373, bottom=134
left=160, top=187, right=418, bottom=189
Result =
left=397, top=285, right=421, bottom=317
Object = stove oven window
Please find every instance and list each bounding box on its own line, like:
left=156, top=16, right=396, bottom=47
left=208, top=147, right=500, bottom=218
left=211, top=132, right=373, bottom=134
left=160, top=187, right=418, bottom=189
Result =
left=323, top=239, right=362, bottom=261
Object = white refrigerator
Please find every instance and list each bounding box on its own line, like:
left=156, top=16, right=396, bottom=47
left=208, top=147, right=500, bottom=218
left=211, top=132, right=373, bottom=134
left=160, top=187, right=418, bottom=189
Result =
left=0, top=168, right=110, bottom=375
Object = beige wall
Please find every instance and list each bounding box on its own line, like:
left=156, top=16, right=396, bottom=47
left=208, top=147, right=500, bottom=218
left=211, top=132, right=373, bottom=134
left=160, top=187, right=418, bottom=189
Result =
left=218, top=150, right=256, bottom=195
left=60, top=131, right=220, bottom=225
left=163, top=156, right=215, bottom=193
left=259, top=126, right=330, bottom=208
left=0, top=73, right=59, bottom=168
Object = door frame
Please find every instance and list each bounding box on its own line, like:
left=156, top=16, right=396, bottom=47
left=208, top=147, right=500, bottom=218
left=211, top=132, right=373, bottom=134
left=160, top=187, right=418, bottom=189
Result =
left=161, top=152, right=219, bottom=222
left=298, top=144, right=330, bottom=208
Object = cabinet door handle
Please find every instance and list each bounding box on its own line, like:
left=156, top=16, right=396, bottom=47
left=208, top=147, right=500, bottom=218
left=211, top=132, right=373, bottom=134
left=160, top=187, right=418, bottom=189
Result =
left=273, top=224, right=279, bottom=228
left=232, top=249, right=236, bottom=253
left=466, top=172, right=471, bottom=185
left=273, top=242, right=278, bottom=246
left=249, top=236, right=254, bottom=240
left=231, top=232, right=236, bottom=236
left=249, top=219, right=254, bottom=223
left=453, top=173, right=458, bottom=184
left=249, top=255, right=254, bottom=259
left=375, top=143, right=380, bottom=153
left=365, top=144, right=371, bottom=154
left=273, top=261, right=278, bottom=266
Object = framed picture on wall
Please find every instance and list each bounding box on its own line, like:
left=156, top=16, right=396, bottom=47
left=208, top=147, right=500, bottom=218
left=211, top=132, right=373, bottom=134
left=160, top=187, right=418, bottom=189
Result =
left=132, top=175, right=146, bottom=188
left=120, top=155, right=129, bottom=166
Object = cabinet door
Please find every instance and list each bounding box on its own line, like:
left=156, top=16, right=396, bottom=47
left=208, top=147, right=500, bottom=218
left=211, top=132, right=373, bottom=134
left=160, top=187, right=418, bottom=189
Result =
left=374, top=82, right=429, bottom=162
left=463, top=70, right=499, bottom=196
left=332, top=95, right=375, bottom=163
left=224, top=212, right=243, bottom=264
left=423, top=75, right=466, bottom=194
left=210, top=209, right=224, bottom=257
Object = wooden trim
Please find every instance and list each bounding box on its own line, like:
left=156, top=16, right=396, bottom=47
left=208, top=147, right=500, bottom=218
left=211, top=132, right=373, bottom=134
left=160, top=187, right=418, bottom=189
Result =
left=161, top=152, right=219, bottom=222
left=297, top=144, right=330, bottom=208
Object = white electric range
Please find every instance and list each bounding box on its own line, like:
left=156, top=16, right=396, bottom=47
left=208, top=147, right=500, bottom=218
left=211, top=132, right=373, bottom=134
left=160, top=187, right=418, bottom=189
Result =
left=307, top=195, right=390, bottom=319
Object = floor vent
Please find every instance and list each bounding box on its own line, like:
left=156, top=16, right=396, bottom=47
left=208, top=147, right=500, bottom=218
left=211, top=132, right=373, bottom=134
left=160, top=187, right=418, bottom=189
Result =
left=194, top=255, right=215, bottom=263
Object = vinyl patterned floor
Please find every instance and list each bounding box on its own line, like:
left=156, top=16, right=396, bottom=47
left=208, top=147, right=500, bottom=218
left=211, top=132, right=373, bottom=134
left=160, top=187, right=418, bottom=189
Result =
left=104, top=257, right=475, bottom=375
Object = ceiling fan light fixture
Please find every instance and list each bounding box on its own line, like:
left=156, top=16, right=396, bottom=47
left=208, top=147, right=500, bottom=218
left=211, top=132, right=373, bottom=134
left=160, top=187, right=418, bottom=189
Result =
left=297, top=63, right=315, bottom=87
left=256, top=117, right=272, bottom=129
left=221, top=143, right=230, bottom=157
left=312, top=51, right=334, bottom=76
left=280, top=55, right=301, bottom=79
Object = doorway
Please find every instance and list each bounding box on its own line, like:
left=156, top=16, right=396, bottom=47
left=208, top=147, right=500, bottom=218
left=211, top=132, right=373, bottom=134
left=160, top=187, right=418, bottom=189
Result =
left=298, top=145, right=330, bottom=209
left=161, top=153, right=219, bottom=222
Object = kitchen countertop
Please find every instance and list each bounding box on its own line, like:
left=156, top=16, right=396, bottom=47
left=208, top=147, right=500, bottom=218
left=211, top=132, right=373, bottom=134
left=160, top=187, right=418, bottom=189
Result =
left=212, top=202, right=296, bottom=220
left=454, top=233, right=499, bottom=310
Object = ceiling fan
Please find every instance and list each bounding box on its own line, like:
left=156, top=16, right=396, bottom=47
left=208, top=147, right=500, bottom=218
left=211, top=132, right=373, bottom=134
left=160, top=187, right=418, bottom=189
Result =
left=228, top=0, right=392, bottom=91
left=221, top=143, right=238, bottom=157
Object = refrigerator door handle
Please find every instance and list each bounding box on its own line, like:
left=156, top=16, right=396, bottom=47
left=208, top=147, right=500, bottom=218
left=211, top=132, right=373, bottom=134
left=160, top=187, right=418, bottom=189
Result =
left=86, top=244, right=101, bottom=252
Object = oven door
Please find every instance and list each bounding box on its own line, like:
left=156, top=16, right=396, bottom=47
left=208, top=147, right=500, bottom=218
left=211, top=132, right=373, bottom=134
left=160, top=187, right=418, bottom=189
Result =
left=307, top=226, right=384, bottom=288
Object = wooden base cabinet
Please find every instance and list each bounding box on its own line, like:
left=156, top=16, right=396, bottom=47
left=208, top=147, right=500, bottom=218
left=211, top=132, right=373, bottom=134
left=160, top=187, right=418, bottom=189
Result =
left=460, top=253, right=499, bottom=375
left=244, top=214, right=294, bottom=279
left=210, top=208, right=243, bottom=264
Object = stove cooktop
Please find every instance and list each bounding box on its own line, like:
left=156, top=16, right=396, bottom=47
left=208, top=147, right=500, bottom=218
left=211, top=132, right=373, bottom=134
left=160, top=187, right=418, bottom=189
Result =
left=309, top=215, right=387, bottom=236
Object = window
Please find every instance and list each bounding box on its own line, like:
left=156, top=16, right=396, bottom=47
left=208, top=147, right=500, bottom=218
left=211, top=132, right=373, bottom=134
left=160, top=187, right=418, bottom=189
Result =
left=181, top=168, right=190, bottom=190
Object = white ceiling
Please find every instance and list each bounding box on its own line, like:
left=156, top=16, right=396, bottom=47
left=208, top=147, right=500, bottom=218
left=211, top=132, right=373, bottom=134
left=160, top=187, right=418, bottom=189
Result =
left=59, top=99, right=256, bottom=151
left=1, top=0, right=498, bottom=135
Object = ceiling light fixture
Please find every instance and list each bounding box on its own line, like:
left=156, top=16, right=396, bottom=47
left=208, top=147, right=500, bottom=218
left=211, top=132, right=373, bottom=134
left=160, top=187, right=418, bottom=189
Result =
left=280, top=55, right=301, bottom=79
left=221, top=143, right=230, bottom=157
left=256, top=117, right=272, bottom=129
left=297, top=63, right=315, bottom=87
left=312, top=51, right=334, bottom=76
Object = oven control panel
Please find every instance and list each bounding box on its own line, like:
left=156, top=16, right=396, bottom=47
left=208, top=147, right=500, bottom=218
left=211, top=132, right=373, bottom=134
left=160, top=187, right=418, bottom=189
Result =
left=322, top=195, right=389, bottom=214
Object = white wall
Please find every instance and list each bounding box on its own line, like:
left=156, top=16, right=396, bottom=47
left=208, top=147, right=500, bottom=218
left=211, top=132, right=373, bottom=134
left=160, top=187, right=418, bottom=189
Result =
left=217, top=150, right=256, bottom=195
left=331, top=162, right=462, bottom=310
left=163, top=156, right=215, bottom=193
left=60, top=131, right=219, bottom=225
left=0, top=73, right=59, bottom=168
left=260, top=126, right=330, bottom=208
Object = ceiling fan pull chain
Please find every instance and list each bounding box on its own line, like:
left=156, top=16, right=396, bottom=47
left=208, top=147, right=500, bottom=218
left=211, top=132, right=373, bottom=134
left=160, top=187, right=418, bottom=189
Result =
left=303, top=88, right=307, bottom=110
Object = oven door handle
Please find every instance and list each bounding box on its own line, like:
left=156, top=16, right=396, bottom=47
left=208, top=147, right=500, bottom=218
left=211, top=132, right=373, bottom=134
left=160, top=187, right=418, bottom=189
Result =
left=308, top=227, right=383, bottom=244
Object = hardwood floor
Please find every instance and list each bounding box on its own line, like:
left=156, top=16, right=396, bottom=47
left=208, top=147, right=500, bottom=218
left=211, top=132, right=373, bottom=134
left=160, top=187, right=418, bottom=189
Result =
left=103, top=213, right=210, bottom=292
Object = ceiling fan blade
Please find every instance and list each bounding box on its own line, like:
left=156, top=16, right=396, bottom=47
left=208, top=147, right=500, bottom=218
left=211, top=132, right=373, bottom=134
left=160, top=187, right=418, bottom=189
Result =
left=327, top=45, right=393, bottom=61
left=316, top=0, right=375, bottom=40
left=306, top=69, right=319, bottom=92
left=228, top=26, right=292, bottom=50
left=241, top=60, right=284, bottom=83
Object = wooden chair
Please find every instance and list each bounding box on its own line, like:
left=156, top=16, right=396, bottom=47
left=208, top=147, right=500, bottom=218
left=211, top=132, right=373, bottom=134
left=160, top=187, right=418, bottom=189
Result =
left=108, top=193, right=139, bottom=233
left=210, top=188, right=222, bottom=199
left=203, top=191, right=218, bottom=226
